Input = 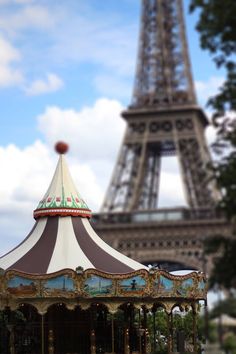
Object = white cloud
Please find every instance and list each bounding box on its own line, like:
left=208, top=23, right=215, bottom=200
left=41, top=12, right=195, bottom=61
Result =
left=0, top=35, right=23, bottom=87
left=159, top=156, right=187, bottom=207
left=25, top=73, right=63, bottom=96
left=37, top=98, right=126, bottom=161
left=37, top=98, right=127, bottom=205
left=14, top=4, right=52, bottom=30
left=0, top=4, right=53, bottom=33
left=0, top=65, right=22, bottom=87
left=195, top=76, right=225, bottom=105
left=195, top=76, right=227, bottom=152
left=0, top=35, right=20, bottom=64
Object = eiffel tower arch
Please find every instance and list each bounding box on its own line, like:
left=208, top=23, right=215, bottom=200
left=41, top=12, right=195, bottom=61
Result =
left=93, top=0, right=230, bottom=272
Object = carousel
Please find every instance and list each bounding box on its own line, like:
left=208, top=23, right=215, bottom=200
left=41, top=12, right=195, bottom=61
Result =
left=0, top=142, right=207, bottom=354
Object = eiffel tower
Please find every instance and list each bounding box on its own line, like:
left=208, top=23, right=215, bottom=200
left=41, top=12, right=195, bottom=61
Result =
left=93, top=0, right=230, bottom=272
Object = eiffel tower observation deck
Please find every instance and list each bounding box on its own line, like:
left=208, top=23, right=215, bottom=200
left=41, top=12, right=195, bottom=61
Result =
left=93, top=0, right=230, bottom=272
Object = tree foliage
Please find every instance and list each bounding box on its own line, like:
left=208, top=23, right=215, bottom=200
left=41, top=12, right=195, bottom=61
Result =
left=189, top=0, right=236, bottom=118
left=210, top=298, right=236, bottom=319
left=189, top=0, right=236, bottom=289
left=223, top=334, right=236, bottom=354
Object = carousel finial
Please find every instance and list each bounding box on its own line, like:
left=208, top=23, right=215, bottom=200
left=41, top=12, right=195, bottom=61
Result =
left=55, top=141, right=69, bottom=155
left=33, top=140, right=92, bottom=220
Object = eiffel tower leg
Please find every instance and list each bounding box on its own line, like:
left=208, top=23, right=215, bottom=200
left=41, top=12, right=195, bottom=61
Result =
left=130, top=146, right=161, bottom=210
left=128, top=138, right=148, bottom=210
left=101, top=143, right=130, bottom=212
left=177, top=138, right=215, bottom=208
left=102, top=136, right=162, bottom=212
left=102, top=144, right=143, bottom=212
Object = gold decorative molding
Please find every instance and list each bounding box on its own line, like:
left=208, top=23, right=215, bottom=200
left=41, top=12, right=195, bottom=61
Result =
left=0, top=268, right=207, bottom=317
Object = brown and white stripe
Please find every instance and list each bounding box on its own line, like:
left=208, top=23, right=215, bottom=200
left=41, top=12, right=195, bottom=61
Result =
left=0, top=216, right=146, bottom=274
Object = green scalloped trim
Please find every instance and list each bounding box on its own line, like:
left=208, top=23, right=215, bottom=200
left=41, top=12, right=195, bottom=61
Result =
left=36, top=193, right=90, bottom=211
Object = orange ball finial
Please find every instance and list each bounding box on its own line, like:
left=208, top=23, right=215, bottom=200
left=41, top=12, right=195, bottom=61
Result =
left=55, top=141, right=69, bottom=154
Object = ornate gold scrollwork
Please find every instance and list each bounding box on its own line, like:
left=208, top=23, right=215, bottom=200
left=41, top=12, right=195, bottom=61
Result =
left=0, top=268, right=207, bottom=316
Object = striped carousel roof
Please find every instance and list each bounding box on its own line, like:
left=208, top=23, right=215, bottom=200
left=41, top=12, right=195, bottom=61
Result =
left=0, top=142, right=146, bottom=274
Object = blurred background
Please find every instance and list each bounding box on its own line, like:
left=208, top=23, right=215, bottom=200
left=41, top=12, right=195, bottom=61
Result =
left=0, top=1, right=235, bottom=352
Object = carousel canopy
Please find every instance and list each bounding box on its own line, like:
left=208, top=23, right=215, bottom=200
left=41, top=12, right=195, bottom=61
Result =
left=0, top=142, right=146, bottom=275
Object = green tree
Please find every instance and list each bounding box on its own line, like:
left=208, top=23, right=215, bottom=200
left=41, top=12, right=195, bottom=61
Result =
left=189, top=0, right=236, bottom=289
left=189, top=0, right=236, bottom=115
left=210, top=298, right=236, bottom=319
left=223, top=334, right=236, bottom=354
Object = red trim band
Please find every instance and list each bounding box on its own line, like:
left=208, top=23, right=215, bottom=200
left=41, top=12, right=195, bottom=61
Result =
left=33, top=207, right=92, bottom=219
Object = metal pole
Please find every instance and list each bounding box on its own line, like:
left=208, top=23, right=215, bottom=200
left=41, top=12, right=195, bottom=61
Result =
left=48, top=329, right=54, bottom=354
left=111, top=314, right=115, bottom=354
left=153, top=310, right=156, bottom=352
left=171, top=312, right=174, bottom=352
left=124, top=327, right=130, bottom=354
left=143, top=307, right=147, bottom=354
left=139, top=309, right=142, bottom=354
left=202, top=253, right=209, bottom=344
left=167, top=313, right=172, bottom=354
left=90, top=306, right=96, bottom=354
left=192, top=307, right=198, bottom=353
left=41, top=314, right=45, bottom=354
left=90, top=329, right=96, bottom=354
left=9, top=326, right=15, bottom=354
left=204, top=299, right=209, bottom=343
left=218, top=287, right=223, bottom=348
left=146, top=328, right=151, bottom=354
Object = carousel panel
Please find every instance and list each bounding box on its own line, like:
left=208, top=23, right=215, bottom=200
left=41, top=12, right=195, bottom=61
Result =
left=84, top=275, right=114, bottom=297
left=0, top=268, right=207, bottom=303
left=118, top=275, right=147, bottom=296
left=6, top=276, right=38, bottom=297
left=43, top=275, right=76, bottom=297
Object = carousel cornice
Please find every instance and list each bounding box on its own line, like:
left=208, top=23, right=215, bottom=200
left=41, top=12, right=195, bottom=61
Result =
left=0, top=268, right=207, bottom=305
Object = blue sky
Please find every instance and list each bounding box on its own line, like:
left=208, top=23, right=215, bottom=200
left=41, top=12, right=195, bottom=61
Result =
left=0, top=0, right=224, bottom=254
left=0, top=0, right=222, bottom=146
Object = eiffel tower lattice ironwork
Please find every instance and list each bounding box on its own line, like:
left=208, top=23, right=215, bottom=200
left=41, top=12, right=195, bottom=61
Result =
left=93, top=0, right=230, bottom=272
